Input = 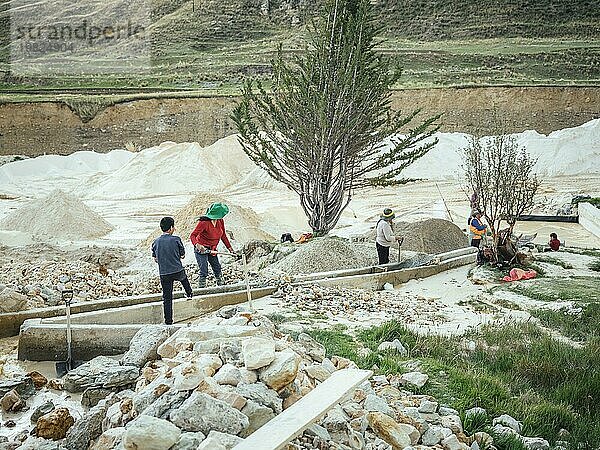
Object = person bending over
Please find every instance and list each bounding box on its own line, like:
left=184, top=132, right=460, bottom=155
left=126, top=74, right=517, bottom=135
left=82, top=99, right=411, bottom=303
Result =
left=190, top=202, right=236, bottom=288
left=152, top=216, right=193, bottom=325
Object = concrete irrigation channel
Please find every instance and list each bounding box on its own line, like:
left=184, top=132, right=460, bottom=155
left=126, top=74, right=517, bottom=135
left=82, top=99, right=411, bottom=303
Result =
left=15, top=247, right=476, bottom=361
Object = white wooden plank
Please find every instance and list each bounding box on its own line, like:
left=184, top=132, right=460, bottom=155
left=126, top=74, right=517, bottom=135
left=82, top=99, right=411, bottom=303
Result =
left=233, top=369, right=372, bottom=450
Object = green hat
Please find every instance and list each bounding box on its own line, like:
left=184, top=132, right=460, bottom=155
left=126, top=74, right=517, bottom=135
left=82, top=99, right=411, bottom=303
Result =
left=205, top=203, right=229, bottom=220
left=381, top=208, right=395, bottom=220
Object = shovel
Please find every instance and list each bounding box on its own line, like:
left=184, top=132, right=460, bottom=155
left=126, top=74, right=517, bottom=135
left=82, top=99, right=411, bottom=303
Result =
left=55, top=289, right=84, bottom=377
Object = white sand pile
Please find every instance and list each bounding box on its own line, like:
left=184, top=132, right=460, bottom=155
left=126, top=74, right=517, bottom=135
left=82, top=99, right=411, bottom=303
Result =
left=359, top=218, right=468, bottom=254
left=398, top=118, right=600, bottom=180
left=85, top=135, right=282, bottom=200
left=0, top=150, right=133, bottom=196
left=266, top=237, right=378, bottom=275
left=141, top=192, right=275, bottom=248
left=0, top=190, right=113, bottom=240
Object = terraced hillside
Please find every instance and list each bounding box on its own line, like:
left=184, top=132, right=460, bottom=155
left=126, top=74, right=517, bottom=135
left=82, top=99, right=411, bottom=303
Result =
left=0, top=0, right=599, bottom=88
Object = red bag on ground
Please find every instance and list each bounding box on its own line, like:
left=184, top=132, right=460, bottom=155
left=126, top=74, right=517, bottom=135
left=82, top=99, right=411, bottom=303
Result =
left=502, top=268, right=537, bottom=282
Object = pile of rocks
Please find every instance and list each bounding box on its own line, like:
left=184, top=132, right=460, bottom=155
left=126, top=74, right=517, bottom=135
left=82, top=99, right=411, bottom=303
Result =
left=272, top=284, right=446, bottom=325
left=0, top=260, right=136, bottom=310
left=1, top=308, right=552, bottom=450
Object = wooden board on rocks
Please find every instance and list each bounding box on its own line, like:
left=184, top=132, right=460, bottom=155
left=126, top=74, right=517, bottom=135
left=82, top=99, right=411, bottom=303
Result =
left=233, top=368, right=372, bottom=450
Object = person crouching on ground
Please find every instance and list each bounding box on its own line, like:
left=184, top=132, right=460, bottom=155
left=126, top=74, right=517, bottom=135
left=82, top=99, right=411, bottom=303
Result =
left=469, top=211, right=488, bottom=264
left=376, top=208, right=402, bottom=265
left=546, top=232, right=561, bottom=252
left=152, top=216, right=193, bottom=325
left=190, top=202, right=236, bottom=288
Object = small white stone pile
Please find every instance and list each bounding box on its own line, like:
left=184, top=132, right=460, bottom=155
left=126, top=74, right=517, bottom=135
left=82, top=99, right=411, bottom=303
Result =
left=5, top=309, right=551, bottom=450
left=272, top=284, right=446, bottom=325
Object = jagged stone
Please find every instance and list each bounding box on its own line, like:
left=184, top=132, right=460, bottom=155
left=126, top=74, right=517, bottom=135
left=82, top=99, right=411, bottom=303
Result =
left=121, top=325, right=172, bottom=368
left=240, top=399, right=276, bottom=437
left=37, top=408, right=75, bottom=440
left=242, top=337, right=276, bottom=370
left=235, top=382, right=283, bottom=413
left=197, top=431, right=243, bottom=450
left=62, top=356, right=139, bottom=393
left=64, top=401, right=107, bottom=450
left=172, top=431, right=207, bottom=450
left=367, top=412, right=413, bottom=449
left=122, top=415, right=181, bottom=450
left=259, top=349, right=300, bottom=390
left=169, top=392, right=249, bottom=435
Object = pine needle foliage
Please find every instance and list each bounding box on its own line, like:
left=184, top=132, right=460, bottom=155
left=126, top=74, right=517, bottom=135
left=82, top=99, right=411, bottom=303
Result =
left=232, top=0, right=440, bottom=234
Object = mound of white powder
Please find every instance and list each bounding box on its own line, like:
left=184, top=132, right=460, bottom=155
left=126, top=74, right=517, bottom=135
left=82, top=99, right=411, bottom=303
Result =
left=1, top=190, right=113, bottom=240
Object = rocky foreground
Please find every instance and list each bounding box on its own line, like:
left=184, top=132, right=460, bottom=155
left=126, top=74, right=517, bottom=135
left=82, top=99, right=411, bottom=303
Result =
left=1, top=308, right=550, bottom=450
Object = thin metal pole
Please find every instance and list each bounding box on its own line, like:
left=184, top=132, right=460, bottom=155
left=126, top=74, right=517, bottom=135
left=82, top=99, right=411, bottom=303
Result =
left=242, top=253, right=253, bottom=310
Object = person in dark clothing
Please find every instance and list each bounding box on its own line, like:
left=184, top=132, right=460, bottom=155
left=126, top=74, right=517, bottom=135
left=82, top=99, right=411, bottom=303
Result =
left=152, top=217, right=193, bottom=325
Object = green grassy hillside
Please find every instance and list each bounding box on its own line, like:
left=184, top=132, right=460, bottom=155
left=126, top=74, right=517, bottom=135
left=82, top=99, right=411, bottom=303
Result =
left=0, top=0, right=599, bottom=90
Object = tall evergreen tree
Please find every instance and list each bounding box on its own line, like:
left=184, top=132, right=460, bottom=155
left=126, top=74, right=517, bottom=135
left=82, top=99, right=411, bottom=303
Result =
left=232, top=0, right=439, bottom=235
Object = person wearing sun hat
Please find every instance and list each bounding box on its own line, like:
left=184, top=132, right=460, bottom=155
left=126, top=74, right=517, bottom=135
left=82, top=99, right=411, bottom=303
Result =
left=376, top=208, right=402, bottom=265
left=190, top=202, right=236, bottom=288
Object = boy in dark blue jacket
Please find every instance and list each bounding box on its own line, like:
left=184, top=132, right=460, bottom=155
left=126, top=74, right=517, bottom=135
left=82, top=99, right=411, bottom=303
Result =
left=152, top=217, right=193, bottom=324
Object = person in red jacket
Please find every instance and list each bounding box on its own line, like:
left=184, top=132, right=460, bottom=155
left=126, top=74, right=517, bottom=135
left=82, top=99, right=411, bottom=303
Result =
left=547, top=233, right=561, bottom=252
left=190, top=202, right=235, bottom=287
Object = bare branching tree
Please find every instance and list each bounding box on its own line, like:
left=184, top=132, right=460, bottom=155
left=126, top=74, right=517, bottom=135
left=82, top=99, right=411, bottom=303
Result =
left=231, top=0, right=439, bottom=235
left=462, top=134, right=540, bottom=252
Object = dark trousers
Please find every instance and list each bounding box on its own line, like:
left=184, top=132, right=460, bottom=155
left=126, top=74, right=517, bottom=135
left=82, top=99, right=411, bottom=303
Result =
left=376, top=242, right=390, bottom=265
left=194, top=250, right=222, bottom=280
left=159, top=269, right=193, bottom=325
left=471, top=238, right=483, bottom=264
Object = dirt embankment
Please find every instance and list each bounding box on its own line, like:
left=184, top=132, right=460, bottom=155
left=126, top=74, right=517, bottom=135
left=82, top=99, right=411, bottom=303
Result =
left=0, top=86, right=599, bottom=156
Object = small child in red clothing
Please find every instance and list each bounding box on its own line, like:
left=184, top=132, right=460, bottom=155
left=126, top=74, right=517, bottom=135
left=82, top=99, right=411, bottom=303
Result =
left=547, top=233, right=561, bottom=252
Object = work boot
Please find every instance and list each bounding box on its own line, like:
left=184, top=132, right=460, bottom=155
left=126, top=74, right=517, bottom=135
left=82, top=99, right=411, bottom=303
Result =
left=216, top=277, right=224, bottom=286
left=198, top=277, right=207, bottom=289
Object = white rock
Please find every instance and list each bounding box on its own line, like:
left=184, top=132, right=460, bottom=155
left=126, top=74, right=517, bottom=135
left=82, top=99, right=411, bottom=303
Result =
left=214, top=364, right=242, bottom=386
left=493, top=414, right=522, bottom=434
left=304, top=362, right=334, bottom=382
left=170, top=392, right=249, bottom=435
left=418, top=400, right=438, bottom=414
left=422, top=425, right=452, bottom=446
left=173, top=362, right=208, bottom=391
left=442, top=434, right=465, bottom=450
left=441, top=414, right=463, bottom=433
left=171, top=431, right=206, bottom=450
left=439, top=406, right=460, bottom=416
left=383, top=283, right=394, bottom=291
left=398, top=423, right=420, bottom=445
left=92, top=427, right=126, bottom=450
left=197, top=430, right=243, bottom=450
left=120, top=325, right=171, bottom=368
left=401, top=371, right=428, bottom=388
left=377, top=339, right=408, bottom=356
left=492, top=424, right=518, bottom=436
left=521, top=437, right=550, bottom=450
left=242, top=338, right=276, bottom=370
left=122, top=415, right=181, bottom=450
left=259, top=348, right=300, bottom=391
left=238, top=368, right=258, bottom=384
left=240, top=400, right=276, bottom=437
left=364, top=394, right=395, bottom=417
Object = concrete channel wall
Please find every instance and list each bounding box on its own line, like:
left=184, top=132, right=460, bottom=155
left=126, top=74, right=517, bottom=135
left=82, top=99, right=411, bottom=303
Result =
left=0, top=283, right=255, bottom=338
left=18, top=247, right=476, bottom=361
left=579, top=202, right=600, bottom=239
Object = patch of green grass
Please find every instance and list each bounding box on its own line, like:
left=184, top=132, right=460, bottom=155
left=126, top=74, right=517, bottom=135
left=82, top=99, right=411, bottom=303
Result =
left=562, top=248, right=600, bottom=258
left=307, top=320, right=600, bottom=448
left=501, top=277, right=600, bottom=303
left=534, top=255, right=574, bottom=270
left=589, top=259, right=600, bottom=272
left=531, top=304, right=600, bottom=342
left=572, top=197, right=600, bottom=208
